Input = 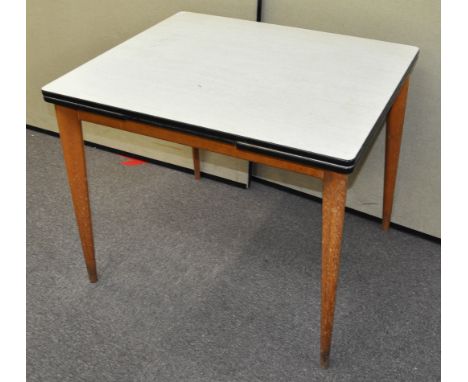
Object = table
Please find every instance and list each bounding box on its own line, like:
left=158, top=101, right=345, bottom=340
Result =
left=42, top=12, right=418, bottom=368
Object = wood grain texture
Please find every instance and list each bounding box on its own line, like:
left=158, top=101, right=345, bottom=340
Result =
left=320, top=171, right=348, bottom=368
left=56, top=105, right=97, bottom=283
left=78, top=110, right=325, bottom=179
left=382, top=78, right=410, bottom=230
left=192, top=148, right=201, bottom=180
left=61, top=106, right=353, bottom=367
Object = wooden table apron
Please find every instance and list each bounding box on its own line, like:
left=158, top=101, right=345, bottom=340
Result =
left=53, top=77, right=410, bottom=369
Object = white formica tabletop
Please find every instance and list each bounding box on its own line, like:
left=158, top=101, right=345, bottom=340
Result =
left=43, top=12, right=418, bottom=172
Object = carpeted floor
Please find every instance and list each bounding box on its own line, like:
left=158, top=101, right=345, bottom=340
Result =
left=26, top=130, right=440, bottom=381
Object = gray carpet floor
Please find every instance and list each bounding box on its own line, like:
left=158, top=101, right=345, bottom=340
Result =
left=26, top=130, right=440, bottom=381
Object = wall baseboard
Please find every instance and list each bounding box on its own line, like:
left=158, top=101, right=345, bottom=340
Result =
left=251, top=176, right=440, bottom=243
left=27, top=124, right=440, bottom=243
left=26, top=124, right=247, bottom=189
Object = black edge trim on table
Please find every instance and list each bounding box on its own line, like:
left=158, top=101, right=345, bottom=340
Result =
left=351, top=51, right=419, bottom=167
left=27, top=124, right=440, bottom=243
left=42, top=91, right=354, bottom=173
left=42, top=51, right=418, bottom=175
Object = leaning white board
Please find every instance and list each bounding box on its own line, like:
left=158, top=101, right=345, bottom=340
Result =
left=43, top=12, right=419, bottom=165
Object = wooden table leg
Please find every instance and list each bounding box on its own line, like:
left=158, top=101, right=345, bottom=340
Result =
left=56, top=105, right=97, bottom=283
left=320, top=171, right=347, bottom=368
left=192, top=148, right=201, bottom=180
left=382, top=78, right=410, bottom=230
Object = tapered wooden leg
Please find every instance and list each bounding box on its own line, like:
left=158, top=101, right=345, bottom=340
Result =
left=56, top=105, right=97, bottom=283
left=382, top=78, right=410, bottom=230
left=192, top=148, right=201, bottom=180
left=320, top=171, right=348, bottom=368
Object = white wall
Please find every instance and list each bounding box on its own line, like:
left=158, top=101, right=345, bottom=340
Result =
left=27, top=0, right=440, bottom=236
left=254, top=0, right=440, bottom=237
left=27, top=0, right=256, bottom=184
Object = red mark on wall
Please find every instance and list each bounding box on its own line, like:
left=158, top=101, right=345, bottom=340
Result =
left=119, top=155, right=146, bottom=166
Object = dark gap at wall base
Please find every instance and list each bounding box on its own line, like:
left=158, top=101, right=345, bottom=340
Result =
left=26, top=125, right=440, bottom=244
left=26, top=125, right=246, bottom=189
left=252, top=177, right=440, bottom=244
